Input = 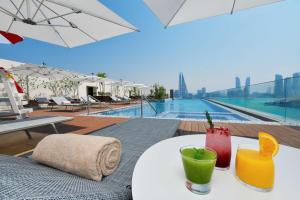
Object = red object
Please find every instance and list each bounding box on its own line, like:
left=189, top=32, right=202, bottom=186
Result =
left=0, top=30, right=23, bottom=44
left=12, top=78, right=24, bottom=93
left=206, top=127, right=231, bottom=168
left=0, top=67, right=24, bottom=93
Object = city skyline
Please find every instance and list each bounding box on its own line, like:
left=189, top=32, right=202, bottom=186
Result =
left=0, top=0, right=299, bottom=92
left=180, top=72, right=299, bottom=94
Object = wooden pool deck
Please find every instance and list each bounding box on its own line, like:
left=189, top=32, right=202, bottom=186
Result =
left=0, top=105, right=132, bottom=155
left=178, top=121, right=300, bottom=149
left=1, top=109, right=300, bottom=156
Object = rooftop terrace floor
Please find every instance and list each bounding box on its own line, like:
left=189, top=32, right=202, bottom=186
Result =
left=179, top=121, right=300, bottom=149
left=0, top=105, right=300, bottom=155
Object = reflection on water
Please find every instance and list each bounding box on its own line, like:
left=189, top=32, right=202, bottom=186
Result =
left=97, top=99, right=235, bottom=119
left=215, top=98, right=300, bottom=123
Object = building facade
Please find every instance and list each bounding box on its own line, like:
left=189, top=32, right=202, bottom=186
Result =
left=176, top=72, right=188, bottom=98
left=274, top=74, right=284, bottom=98
left=235, top=77, right=241, bottom=88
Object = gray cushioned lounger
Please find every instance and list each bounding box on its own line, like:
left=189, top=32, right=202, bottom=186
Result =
left=0, top=118, right=180, bottom=200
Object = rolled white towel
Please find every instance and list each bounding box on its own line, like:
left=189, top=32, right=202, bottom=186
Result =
left=32, top=134, right=121, bottom=181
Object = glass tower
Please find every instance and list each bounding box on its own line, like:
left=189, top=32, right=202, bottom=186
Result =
left=178, top=72, right=188, bottom=98
left=235, top=77, right=241, bottom=88
left=274, top=74, right=284, bottom=98
left=244, top=77, right=251, bottom=98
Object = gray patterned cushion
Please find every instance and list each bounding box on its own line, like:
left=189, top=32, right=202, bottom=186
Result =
left=0, top=118, right=180, bottom=200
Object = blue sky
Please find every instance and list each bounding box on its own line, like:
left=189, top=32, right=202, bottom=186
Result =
left=1, top=0, right=299, bottom=92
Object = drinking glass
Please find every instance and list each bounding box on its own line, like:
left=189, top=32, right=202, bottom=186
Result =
left=205, top=127, right=231, bottom=169
left=235, top=144, right=275, bottom=192
left=180, top=146, right=217, bottom=194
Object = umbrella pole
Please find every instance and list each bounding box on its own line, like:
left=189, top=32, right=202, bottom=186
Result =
left=26, top=75, right=30, bottom=100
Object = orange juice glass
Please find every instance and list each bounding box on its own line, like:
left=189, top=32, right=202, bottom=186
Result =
left=235, top=144, right=274, bottom=191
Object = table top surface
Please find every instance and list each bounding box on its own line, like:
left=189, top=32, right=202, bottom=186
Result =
left=132, top=135, right=300, bottom=200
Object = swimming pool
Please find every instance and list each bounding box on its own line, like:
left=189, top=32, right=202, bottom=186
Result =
left=91, top=99, right=249, bottom=121
left=214, top=98, right=300, bottom=123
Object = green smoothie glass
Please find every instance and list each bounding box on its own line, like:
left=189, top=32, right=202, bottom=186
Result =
left=180, top=146, right=217, bottom=194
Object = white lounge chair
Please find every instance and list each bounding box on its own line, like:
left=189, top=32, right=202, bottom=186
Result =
left=51, top=96, right=86, bottom=112
left=111, top=95, right=122, bottom=102
left=123, top=96, right=131, bottom=101
left=111, top=95, right=130, bottom=104
left=0, top=116, right=73, bottom=139
left=0, top=69, right=32, bottom=119
left=82, top=95, right=114, bottom=110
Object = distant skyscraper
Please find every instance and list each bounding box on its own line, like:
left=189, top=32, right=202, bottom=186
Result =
left=196, top=87, right=207, bottom=98
left=267, top=87, right=272, bottom=95
left=235, top=77, right=241, bottom=88
left=245, top=77, right=250, bottom=86
left=178, top=72, right=188, bottom=98
left=292, top=72, right=300, bottom=96
left=284, top=77, right=293, bottom=97
left=274, top=74, right=284, bottom=97
left=244, top=77, right=251, bottom=97
left=202, top=87, right=206, bottom=97
left=233, top=77, right=243, bottom=97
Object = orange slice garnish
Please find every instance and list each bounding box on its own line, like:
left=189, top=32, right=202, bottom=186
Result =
left=259, top=132, right=279, bottom=157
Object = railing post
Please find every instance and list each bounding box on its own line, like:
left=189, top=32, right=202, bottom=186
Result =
left=140, top=95, right=143, bottom=118
left=284, top=78, right=287, bottom=122
left=87, top=95, right=90, bottom=115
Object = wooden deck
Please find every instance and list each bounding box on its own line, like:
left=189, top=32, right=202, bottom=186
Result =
left=0, top=103, right=132, bottom=156
left=1, top=109, right=300, bottom=156
left=178, top=121, right=300, bottom=149
left=0, top=116, right=128, bottom=156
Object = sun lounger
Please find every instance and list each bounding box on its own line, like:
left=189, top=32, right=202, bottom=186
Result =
left=0, top=111, right=18, bottom=119
left=34, top=97, right=50, bottom=104
left=111, top=95, right=130, bottom=104
left=29, top=97, right=51, bottom=109
left=0, top=97, right=32, bottom=118
left=123, top=96, right=131, bottom=101
left=0, top=116, right=73, bottom=139
left=81, top=95, right=100, bottom=105
left=51, top=96, right=87, bottom=111
left=65, top=97, right=82, bottom=104
left=111, top=95, right=122, bottom=102
left=82, top=95, right=114, bottom=110
left=0, top=118, right=180, bottom=200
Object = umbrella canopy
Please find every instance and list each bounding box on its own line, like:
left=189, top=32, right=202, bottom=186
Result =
left=0, top=0, right=138, bottom=47
left=144, top=0, right=284, bottom=27
left=132, top=83, right=148, bottom=89
left=9, top=63, right=81, bottom=99
left=0, top=30, right=23, bottom=44
left=9, top=63, right=80, bottom=79
left=70, top=75, right=102, bottom=83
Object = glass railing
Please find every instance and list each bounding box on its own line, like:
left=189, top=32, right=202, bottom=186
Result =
left=206, top=76, right=300, bottom=124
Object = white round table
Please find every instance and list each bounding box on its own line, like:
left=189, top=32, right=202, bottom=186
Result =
left=132, top=135, right=300, bottom=200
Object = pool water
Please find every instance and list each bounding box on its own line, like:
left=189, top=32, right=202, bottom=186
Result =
left=215, top=98, right=300, bottom=123
left=93, top=99, right=249, bottom=121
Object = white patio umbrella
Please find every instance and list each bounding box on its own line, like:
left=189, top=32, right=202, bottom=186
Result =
left=9, top=63, right=80, bottom=99
left=110, top=80, right=124, bottom=96
left=144, top=0, right=284, bottom=27
left=10, top=63, right=80, bottom=79
left=131, top=83, right=149, bottom=96
left=98, top=78, right=118, bottom=95
left=120, top=81, right=134, bottom=96
left=69, top=75, right=103, bottom=98
left=70, top=75, right=101, bottom=83
left=0, top=0, right=138, bottom=47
